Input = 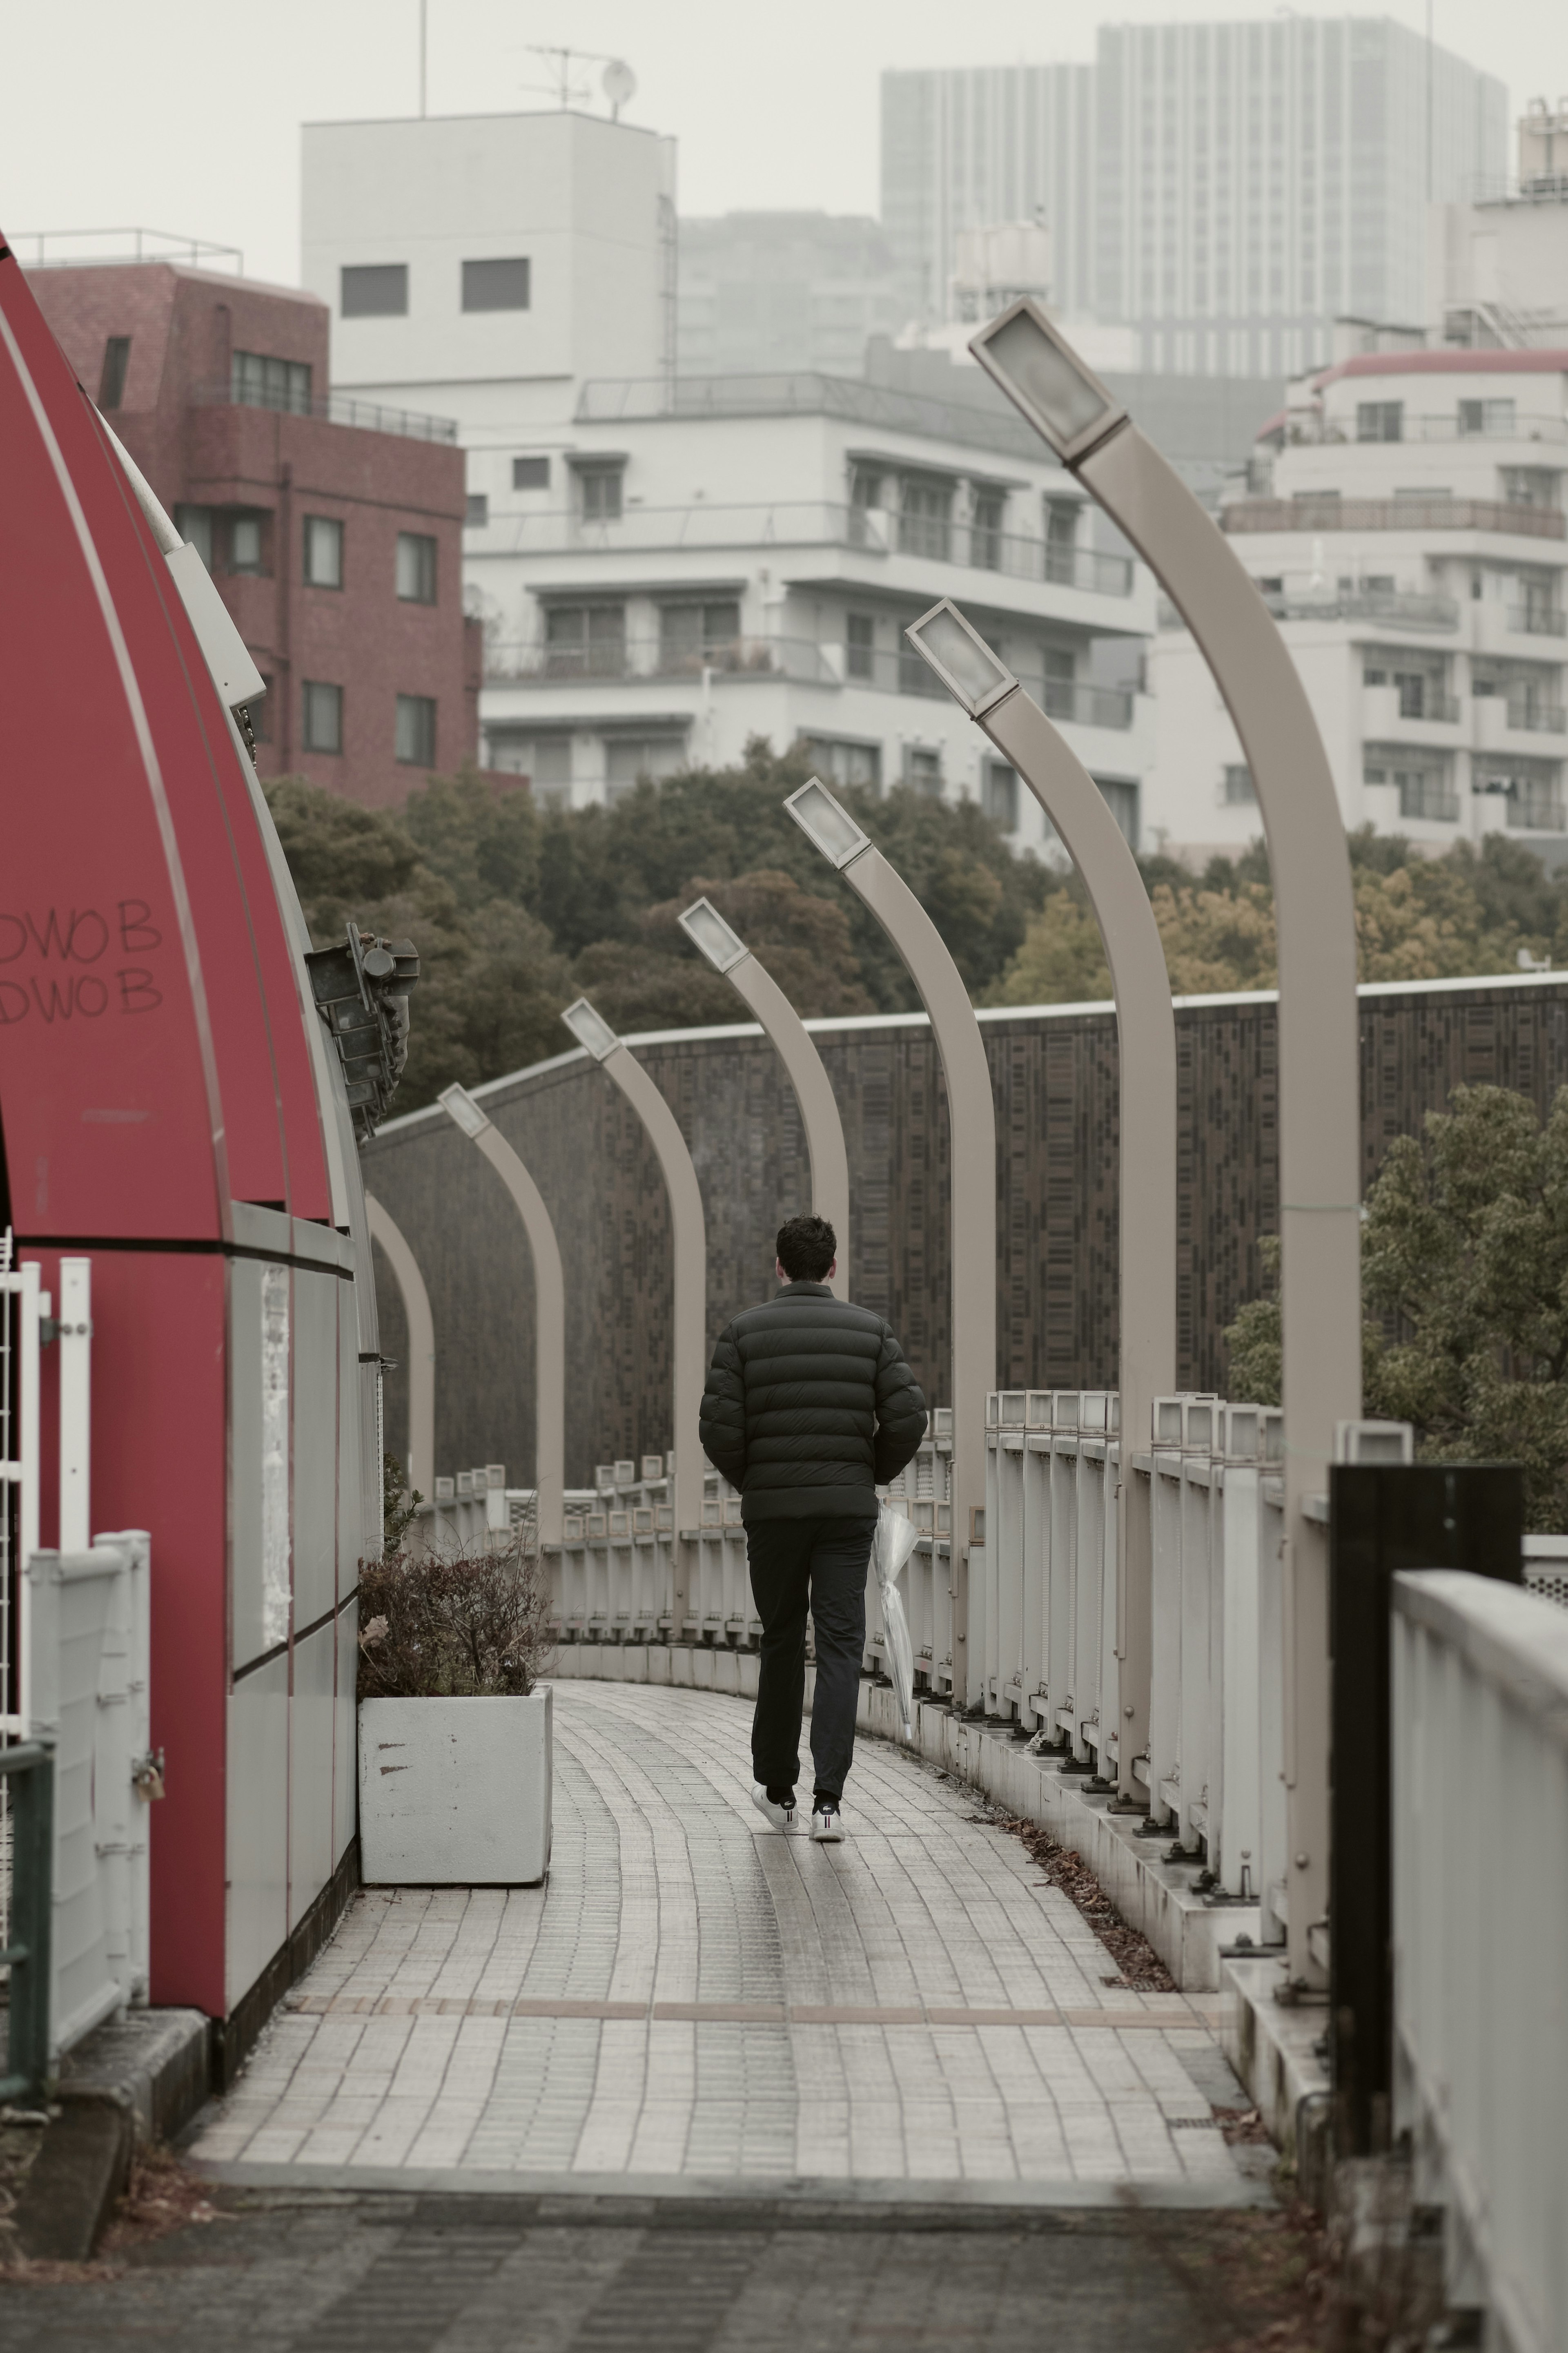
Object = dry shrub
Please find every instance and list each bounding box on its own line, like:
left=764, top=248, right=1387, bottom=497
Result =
left=357, top=1537, right=550, bottom=1699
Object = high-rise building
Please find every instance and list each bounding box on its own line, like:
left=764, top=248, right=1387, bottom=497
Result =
left=881, top=64, right=1097, bottom=325
left=677, top=214, right=907, bottom=377
left=881, top=22, right=1508, bottom=377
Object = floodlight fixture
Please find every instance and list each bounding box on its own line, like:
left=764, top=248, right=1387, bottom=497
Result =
left=438, top=1080, right=490, bottom=1138
left=560, top=996, right=621, bottom=1062
left=904, top=601, right=1018, bottom=718
left=677, top=897, right=748, bottom=974
left=782, top=777, right=871, bottom=870
left=969, top=299, right=1128, bottom=464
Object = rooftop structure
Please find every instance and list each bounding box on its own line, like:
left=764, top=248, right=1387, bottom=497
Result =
left=1145, top=348, right=1568, bottom=862
left=27, top=254, right=476, bottom=807
left=1429, top=101, right=1568, bottom=350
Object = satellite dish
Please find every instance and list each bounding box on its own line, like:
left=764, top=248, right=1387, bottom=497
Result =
left=602, top=58, right=637, bottom=114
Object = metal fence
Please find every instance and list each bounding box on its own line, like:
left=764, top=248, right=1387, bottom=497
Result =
left=1392, top=1570, right=1568, bottom=2353
left=1, top=1241, right=154, bottom=2087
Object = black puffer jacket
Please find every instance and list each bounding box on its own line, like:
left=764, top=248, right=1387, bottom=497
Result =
left=699, top=1281, right=929, bottom=1521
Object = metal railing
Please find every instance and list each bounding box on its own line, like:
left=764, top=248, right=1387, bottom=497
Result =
left=484, top=634, right=837, bottom=687
left=188, top=382, right=459, bottom=445
left=1392, top=1571, right=1568, bottom=2353
left=1506, top=699, right=1568, bottom=734
left=1506, top=605, right=1568, bottom=637
left=1280, top=413, right=1568, bottom=448
left=471, top=499, right=1135, bottom=596
left=1163, top=589, right=1461, bottom=633
left=1224, top=496, right=1566, bottom=541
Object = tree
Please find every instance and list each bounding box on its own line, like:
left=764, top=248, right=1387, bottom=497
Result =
left=1222, top=1086, right=1568, bottom=1530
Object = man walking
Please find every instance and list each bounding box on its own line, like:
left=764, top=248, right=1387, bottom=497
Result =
left=699, top=1215, right=927, bottom=1843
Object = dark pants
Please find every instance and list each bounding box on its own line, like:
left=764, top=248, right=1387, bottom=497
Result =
left=746, top=1514, right=875, bottom=1802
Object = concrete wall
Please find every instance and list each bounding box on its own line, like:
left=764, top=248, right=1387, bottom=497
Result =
left=361, top=976, right=1568, bottom=1491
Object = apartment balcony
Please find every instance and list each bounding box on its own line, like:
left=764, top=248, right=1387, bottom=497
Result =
left=1224, top=495, right=1566, bottom=541
left=1474, top=695, right=1568, bottom=752
left=1161, top=588, right=1460, bottom=634
left=1361, top=684, right=1463, bottom=745
left=1473, top=602, right=1568, bottom=656
left=1279, top=412, right=1568, bottom=449
left=482, top=631, right=1139, bottom=733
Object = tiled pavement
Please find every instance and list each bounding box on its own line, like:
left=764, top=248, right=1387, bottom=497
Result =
left=192, top=1683, right=1261, bottom=2197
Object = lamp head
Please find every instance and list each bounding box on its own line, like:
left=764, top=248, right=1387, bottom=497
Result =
left=677, top=897, right=748, bottom=974
left=438, top=1081, right=490, bottom=1138
left=969, top=297, right=1127, bottom=466
left=904, top=600, right=1018, bottom=717
left=782, top=776, right=872, bottom=870
left=560, top=996, right=621, bottom=1062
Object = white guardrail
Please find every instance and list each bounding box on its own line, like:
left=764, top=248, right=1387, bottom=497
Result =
left=2, top=1246, right=156, bottom=2067
left=1392, top=1570, right=1568, bottom=2353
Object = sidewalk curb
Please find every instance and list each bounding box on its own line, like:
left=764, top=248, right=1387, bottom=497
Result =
left=10, top=2009, right=210, bottom=2262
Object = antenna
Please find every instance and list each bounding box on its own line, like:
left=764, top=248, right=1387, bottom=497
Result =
left=518, top=43, right=635, bottom=117
left=602, top=59, right=637, bottom=121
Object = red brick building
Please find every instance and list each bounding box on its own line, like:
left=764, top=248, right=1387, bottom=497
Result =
left=29, top=260, right=478, bottom=807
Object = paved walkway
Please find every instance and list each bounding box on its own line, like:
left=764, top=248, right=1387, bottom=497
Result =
left=192, top=1684, right=1261, bottom=2199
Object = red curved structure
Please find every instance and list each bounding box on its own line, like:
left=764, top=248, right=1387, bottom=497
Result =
left=0, top=239, right=374, bottom=2058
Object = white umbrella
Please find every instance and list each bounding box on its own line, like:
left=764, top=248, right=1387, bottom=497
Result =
left=872, top=1504, right=921, bottom=1741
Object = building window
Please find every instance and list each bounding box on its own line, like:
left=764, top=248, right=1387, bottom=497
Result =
left=849, top=466, right=884, bottom=546
left=1397, top=770, right=1459, bottom=823
left=659, top=602, right=740, bottom=673
left=982, top=761, right=1019, bottom=830
left=1356, top=401, right=1403, bottom=443
left=846, top=613, right=875, bottom=680
left=1096, top=777, right=1139, bottom=848
left=512, top=455, right=550, bottom=491
left=341, top=264, right=408, bottom=318
left=395, top=694, right=437, bottom=766
left=1459, top=398, right=1515, bottom=438
left=903, top=746, right=944, bottom=796
left=1503, top=467, right=1561, bottom=511
left=545, top=604, right=626, bottom=678
left=462, top=257, right=531, bottom=312
left=1223, top=763, right=1256, bottom=803
left=465, top=493, right=490, bottom=529
left=228, top=512, right=266, bottom=575
left=1045, top=499, right=1080, bottom=581
left=302, top=680, right=343, bottom=755
left=232, top=350, right=313, bottom=415
left=606, top=736, right=685, bottom=801
left=971, top=491, right=1004, bottom=571
left=303, top=515, right=344, bottom=589
left=174, top=504, right=214, bottom=570
left=578, top=466, right=624, bottom=522
left=806, top=737, right=881, bottom=789
left=504, top=736, right=572, bottom=801
left=898, top=479, right=952, bottom=562
left=98, top=335, right=131, bottom=410
left=396, top=531, right=437, bottom=604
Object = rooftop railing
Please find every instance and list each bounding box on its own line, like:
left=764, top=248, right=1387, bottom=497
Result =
left=1225, top=496, right=1566, bottom=540
left=1160, top=588, right=1461, bottom=633
left=189, top=382, right=459, bottom=446
left=1280, top=412, right=1568, bottom=447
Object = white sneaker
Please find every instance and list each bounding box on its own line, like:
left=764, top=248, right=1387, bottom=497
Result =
left=810, top=1800, right=846, bottom=1843
left=752, top=1783, right=796, bottom=1831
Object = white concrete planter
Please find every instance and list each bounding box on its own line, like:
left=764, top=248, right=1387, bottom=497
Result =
left=359, top=1688, right=552, bottom=1885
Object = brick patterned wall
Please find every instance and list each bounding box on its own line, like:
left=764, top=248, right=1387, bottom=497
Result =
left=360, top=979, right=1568, bottom=1490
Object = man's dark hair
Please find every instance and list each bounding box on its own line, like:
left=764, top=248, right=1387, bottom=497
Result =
left=776, top=1214, right=837, bottom=1282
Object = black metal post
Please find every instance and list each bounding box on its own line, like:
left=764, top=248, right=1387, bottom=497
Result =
left=1328, top=1464, right=1522, bottom=2157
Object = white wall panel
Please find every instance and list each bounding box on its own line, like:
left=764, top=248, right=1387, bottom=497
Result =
left=335, top=1595, right=360, bottom=1866
left=292, top=1269, right=340, bottom=1634
left=289, top=1619, right=336, bottom=1932
left=226, top=1656, right=289, bottom=2012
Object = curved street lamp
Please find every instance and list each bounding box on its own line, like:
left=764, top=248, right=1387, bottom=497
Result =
left=561, top=996, right=706, bottom=1629
left=904, top=598, right=1176, bottom=1802
left=438, top=1083, right=566, bottom=1546
left=783, top=777, right=994, bottom=1709
left=365, top=1193, right=435, bottom=1510
left=971, top=298, right=1360, bottom=1981
left=677, top=896, right=852, bottom=1299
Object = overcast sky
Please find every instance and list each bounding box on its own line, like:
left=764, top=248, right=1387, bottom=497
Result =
left=3, top=0, right=1563, bottom=287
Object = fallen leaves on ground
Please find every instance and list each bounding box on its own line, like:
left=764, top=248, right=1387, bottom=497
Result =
left=975, top=1809, right=1177, bottom=1990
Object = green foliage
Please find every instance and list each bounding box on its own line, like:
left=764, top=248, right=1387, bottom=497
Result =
left=1223, top=1087, right=1568, bottom=1528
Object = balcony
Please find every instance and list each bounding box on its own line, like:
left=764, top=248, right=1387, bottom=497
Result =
left=1224, top=496, right=1565, bottom=540
left=485, top=633, right=833, bottom=687
left=1279, top=412, right=1568, bottom=448
left=1474, top=695, right=1568, bottom=751
left=483, top=632, right=1138, bottom=729
left=1160, top=588, right=1459, bottom=633
left=1506, top=605, right=1568, bottom=636
left=469, top=500, right=1136, bottom=598
left=189, top=381, right=459, bottom=445
left=1362, top=685, right=1462, bottom=743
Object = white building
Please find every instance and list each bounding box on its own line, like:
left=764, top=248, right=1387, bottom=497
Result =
left=883, top=23, right=1507, bottom=377
left=467, top=373, right=1155, bottom=836
left=1145, top=347, right=1568, bottom=864
left=301, top=108, right=1157, bottom=848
